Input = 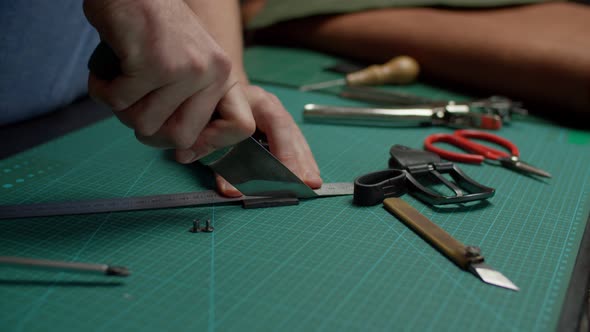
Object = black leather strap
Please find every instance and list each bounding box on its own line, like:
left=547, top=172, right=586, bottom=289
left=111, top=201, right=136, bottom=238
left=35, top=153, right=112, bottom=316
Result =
left=353, top=169, right=407, bottom=206
left=389, top=144, right=442, bottom=169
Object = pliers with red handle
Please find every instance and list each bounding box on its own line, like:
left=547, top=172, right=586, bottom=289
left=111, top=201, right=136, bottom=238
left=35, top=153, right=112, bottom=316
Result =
left=424, top=129, right=551, bottom=178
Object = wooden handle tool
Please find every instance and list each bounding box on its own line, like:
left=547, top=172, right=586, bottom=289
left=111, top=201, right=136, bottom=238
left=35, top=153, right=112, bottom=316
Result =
left=299, top=56, right=419, bottom=91
left=347, top=56, right=419, bottom=86
left=383, top=197, right=519, bottom=291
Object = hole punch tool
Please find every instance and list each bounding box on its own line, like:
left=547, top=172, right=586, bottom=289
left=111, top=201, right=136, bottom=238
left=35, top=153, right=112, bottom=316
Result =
left=303, top=102, right=503, bottom=130
left=338, top=86, right=527, bottom=125
left=424, top=129, right=552, bottom=178
left=354, top=145, right=495, bottom=206
left=468, top=95, right=528, bottom=124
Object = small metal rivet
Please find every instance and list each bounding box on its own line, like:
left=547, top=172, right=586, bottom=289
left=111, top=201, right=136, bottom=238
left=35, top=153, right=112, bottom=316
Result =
left=465, top=246, right=481, bottom=257
left=189, top=219, right=201, bottom=233
left=203, top=219, right=214, bottom=233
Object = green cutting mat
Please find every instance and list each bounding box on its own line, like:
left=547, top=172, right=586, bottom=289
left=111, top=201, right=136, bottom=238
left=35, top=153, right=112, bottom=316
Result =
left=1, top=47, right=590, bottom=332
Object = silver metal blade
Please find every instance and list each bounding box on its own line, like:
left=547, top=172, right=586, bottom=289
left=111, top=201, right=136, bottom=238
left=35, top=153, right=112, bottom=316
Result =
left=199, top=137, right=318, bottom=198
left=299, top=78, right=346, bottom=91
left=512, top=160, right=552, bottom=178
left=500, top=157, right=552, bottom=178
left=470, top=262, right=519, bottom=291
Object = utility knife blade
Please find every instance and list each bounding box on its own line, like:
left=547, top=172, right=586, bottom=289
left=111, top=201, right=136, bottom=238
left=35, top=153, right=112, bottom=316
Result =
left=199, top=137, right=317, bottom=198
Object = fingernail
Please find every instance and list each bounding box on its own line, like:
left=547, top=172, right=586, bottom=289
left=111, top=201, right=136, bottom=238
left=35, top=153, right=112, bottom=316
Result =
left=304, top=171, right=322, bottom=188
left=177, top=150, right=196, bottom=164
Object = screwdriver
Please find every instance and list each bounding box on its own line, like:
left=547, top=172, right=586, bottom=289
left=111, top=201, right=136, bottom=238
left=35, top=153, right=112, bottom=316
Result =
left=299, top=55, right=420, bottom=92
left=0, top=256, right=130, bottom=277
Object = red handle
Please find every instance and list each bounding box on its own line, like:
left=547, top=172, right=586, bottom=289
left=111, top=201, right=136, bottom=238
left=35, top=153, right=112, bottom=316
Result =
left=424, top=134, right=485, bottom=163
left=424, top=130, right=520, bottom=163
left=454, top=130, right=520, bottom=158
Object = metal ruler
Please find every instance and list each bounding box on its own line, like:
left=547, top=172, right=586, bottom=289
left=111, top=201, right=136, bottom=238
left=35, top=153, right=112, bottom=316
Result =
left=0, top=183, right=353, bottom=219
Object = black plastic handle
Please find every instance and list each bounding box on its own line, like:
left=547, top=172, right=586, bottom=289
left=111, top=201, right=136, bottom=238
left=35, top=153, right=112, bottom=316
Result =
left=88, top=41, right=121, bottom=80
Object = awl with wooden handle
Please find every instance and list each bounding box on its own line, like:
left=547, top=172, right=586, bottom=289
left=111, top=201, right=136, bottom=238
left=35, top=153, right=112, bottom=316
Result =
left=299, top=56, right=420, bottom=91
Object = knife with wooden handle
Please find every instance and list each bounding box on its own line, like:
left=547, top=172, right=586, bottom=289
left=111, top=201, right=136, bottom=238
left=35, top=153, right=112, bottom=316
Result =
left=383, top=197, right=519, bottom=291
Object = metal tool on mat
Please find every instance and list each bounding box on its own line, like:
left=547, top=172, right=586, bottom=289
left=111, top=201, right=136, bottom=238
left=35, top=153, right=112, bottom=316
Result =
left=0, top=256, right=130, bottom=277
left=424, top=129, right=551, bottom=178
left=303, top=102, right=502, bottom=130
left=88, top=42, right=316, bottom=199
left=0, top=183, right=354, bottom=219
left=383, top=197, right=519, bottom=291
left=339, top=86, right=527, bottom=124
left=299, top=56, right=420, bottom=92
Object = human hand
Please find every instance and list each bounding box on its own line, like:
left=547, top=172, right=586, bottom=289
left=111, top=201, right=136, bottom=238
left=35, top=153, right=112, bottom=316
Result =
left=216, top=85, right=323, bottom=197
left=83, top=0, right=255, bottom=161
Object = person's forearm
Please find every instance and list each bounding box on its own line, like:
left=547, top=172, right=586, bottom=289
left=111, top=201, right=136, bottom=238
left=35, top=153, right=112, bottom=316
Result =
left=184, top=0, right=249, bottom=84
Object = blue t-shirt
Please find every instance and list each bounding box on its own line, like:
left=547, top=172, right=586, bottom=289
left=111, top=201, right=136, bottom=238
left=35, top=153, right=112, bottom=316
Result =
left=0, top=1, right=99, bottom=125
